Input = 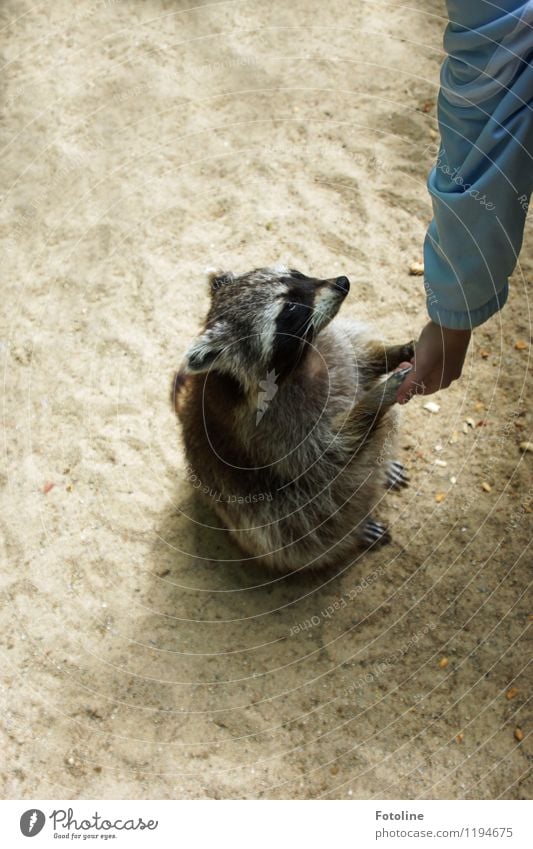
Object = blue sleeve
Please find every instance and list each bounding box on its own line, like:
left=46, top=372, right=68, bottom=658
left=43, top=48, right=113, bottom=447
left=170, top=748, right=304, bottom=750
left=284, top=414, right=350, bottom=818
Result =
left=423, top=0, right=533, bottom=330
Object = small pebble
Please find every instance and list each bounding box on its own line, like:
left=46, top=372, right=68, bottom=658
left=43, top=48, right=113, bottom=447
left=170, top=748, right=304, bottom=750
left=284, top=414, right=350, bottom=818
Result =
left=482, top=482, right=492, bottom=492
left=514, top=728, right=524, bottom=742
left=514, top=340, right=528, bottom=350
left=423, top=401, right=440, bottom=413
left=506, top=686, right=519, bottom=700
left=409, top=261, right=424, bottom=276
left=450, top=476, right=457, bottom=484
left=479, top=350, right=490, bottom=359
left=455, top=733, right=464, bottom=743
left=465, top=417, right=476, bottom=428
left=438, top=656, right=449, bottom=669
left=519, top=442, right=533, bottom=453
left=435, top=492, right=446, bottom=503
left=450, top=431, right=459, bottom=444
left=434, top=459, right=447, bottom=467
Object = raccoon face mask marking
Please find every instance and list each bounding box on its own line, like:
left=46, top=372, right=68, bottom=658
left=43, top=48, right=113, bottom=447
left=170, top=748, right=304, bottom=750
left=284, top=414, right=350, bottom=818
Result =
left=184, top=267, right=350, bottom=385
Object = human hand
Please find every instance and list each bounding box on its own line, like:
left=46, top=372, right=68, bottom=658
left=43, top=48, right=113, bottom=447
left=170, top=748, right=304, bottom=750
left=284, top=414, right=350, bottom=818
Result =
left=396, top=320, right=471, bottom=404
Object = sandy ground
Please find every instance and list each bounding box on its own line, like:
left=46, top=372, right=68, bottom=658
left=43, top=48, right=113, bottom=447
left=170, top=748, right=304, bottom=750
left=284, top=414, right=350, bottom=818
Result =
left=1, top=0, right=531, bottom=800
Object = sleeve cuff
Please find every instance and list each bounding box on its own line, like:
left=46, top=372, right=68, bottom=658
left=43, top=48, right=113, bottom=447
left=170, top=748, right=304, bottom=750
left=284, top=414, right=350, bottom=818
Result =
left=426, top=281, right=508, bottom=330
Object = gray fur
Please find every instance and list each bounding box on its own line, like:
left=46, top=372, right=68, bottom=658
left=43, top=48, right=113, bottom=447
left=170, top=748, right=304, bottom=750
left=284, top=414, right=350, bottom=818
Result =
left=173, top=267, right=413, bottom=574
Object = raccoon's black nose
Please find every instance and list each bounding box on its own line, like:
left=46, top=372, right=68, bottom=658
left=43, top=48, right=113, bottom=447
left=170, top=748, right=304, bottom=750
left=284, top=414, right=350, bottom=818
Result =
left=334, top=276, right=350, bottom=294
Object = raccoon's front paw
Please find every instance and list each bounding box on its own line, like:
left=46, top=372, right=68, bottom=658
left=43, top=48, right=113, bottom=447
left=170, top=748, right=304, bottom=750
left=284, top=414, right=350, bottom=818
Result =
left=361, top=519, right=391, bottom=547
left=400, top=340, right=415, bottom=362
left=386, top=460, right=409, bottom=490
left=382, top=340, right=415, bottom=372
left=380, top=365, right=412, bottom=404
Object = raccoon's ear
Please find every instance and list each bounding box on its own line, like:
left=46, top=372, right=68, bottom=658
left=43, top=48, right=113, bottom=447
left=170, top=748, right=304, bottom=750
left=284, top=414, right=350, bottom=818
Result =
left=184, top=326, right=227, bottom=374
left=207, top=269, right=234, bottom=292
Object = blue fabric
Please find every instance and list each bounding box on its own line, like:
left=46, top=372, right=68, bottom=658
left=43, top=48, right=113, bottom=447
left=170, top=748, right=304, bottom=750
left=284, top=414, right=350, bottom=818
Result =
left=424, top=0, right=533, bottom=329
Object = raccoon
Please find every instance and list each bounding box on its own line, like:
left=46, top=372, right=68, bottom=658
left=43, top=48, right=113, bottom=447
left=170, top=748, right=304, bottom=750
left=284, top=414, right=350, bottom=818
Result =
left=172, top=266, right=414, bottom=574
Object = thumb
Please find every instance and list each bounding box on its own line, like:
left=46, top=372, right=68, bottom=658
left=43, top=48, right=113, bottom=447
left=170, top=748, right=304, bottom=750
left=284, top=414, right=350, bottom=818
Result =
left=395, top=360, right=424, bottom=404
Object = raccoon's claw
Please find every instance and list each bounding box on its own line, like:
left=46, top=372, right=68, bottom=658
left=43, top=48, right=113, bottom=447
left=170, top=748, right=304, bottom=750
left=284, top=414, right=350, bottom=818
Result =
left=387, top=459, right=409, bottom=490
left=361, top=520, right=391, bottom=547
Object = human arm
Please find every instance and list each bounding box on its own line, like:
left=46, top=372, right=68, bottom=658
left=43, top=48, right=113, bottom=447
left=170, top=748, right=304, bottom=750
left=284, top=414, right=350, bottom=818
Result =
left=398, top=2, right=532, bottom=402
left=396, top=321, right=471, bottom=403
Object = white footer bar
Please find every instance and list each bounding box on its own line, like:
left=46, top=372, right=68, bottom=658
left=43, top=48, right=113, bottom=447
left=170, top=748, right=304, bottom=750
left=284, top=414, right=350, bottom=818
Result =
left=2, top=799, right=531, bottom=848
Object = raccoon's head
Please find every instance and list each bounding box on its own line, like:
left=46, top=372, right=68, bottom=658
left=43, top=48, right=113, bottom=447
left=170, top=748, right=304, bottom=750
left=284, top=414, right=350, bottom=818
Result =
left=183, top=266, right=350, bottom=389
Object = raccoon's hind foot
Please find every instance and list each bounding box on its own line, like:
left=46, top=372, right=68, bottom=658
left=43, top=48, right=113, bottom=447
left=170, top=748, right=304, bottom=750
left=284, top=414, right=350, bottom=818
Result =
left=386, top=460, right=409, bottom=490
left=360, top=519, right=391, bottom=547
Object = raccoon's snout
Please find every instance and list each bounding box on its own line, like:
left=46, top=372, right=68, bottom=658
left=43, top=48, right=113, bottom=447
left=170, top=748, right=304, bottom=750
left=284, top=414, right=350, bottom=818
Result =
left=333, top=276, right=350, bottom=295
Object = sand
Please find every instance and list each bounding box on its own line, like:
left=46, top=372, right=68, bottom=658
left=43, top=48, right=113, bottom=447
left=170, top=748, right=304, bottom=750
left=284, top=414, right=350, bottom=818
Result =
left=1, top=0, right=531, bottom=800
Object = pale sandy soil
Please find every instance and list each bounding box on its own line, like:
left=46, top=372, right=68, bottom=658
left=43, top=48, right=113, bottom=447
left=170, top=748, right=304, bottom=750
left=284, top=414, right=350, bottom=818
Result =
left=1, top=0, right=531, bottom=800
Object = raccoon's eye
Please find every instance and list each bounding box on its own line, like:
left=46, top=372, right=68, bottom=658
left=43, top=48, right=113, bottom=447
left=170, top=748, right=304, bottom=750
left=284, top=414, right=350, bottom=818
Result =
left=284, top=301, right=306, bottom=315
left=280, top=301, right=312, bottom=329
